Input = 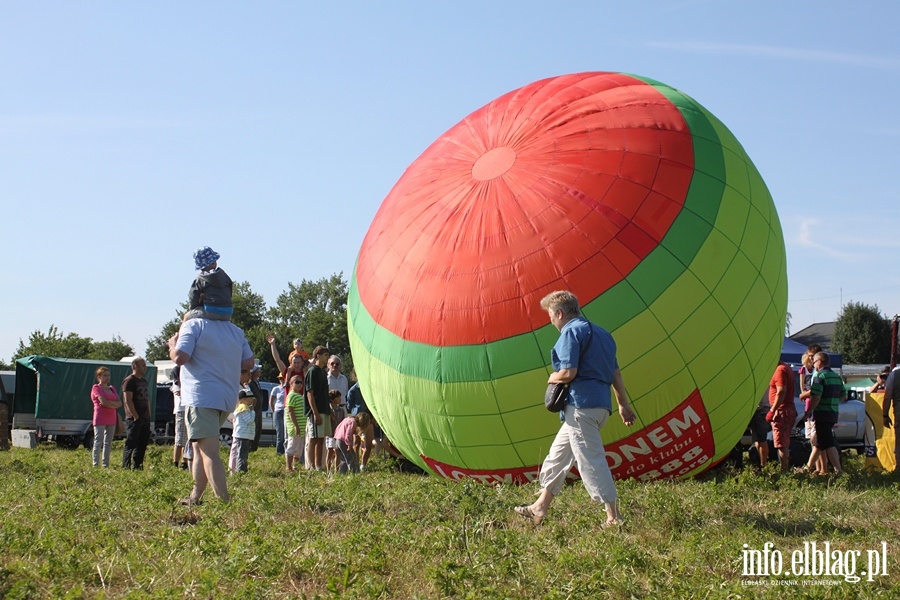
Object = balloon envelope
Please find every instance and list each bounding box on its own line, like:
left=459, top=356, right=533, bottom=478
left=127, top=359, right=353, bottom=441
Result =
left=349, top=72, right=787, bottom=482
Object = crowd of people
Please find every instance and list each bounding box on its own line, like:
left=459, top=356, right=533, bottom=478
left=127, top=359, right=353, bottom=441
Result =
left=749, top=344, right=848, bottom=475
left=65, top=247, right=900, bottom=526
left=747, top=343, right=900, bottom=478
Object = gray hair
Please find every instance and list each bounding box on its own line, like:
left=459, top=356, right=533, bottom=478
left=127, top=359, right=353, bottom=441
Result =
left=540, top=290, right=581, bottom=319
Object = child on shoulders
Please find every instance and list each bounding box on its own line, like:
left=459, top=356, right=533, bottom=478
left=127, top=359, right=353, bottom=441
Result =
left=184, top=246, right=234, bottom=321
left=288, top=338, right=310, bottom=363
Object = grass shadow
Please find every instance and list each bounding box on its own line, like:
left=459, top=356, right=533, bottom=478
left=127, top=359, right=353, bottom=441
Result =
left=745, top=515, right=818, bottom=536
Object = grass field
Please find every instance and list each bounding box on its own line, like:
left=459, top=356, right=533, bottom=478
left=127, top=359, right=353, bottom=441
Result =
left=1, top=442, right=898, bottom=599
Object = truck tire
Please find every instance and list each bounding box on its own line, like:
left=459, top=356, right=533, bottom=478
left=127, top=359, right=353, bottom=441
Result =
left=55, top=435, right=81, bottom=450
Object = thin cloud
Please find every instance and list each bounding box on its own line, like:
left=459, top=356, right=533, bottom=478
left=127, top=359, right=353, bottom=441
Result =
left=0, top=114, right=186, bottom=135
left=795, top=217, right=900, bottom=262
left=795, top=217, right=855, bottom=260
left=648, top=41, right=900, bottom=69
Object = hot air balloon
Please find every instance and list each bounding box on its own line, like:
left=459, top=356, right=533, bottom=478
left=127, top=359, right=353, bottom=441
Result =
left=349, top=72, right=787, bottom=482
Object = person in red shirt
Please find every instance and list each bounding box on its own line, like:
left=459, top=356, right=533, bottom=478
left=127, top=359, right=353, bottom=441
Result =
left=267, top=334, right=308, bottom=397
left=767, top=361, right=796, bottom=471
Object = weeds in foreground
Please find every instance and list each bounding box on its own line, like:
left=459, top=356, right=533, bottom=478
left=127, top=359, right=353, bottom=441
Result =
left=1, top=444, right=898, bottom=598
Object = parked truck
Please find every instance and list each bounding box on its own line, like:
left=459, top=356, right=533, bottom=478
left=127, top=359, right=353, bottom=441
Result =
left=12, top=356, right=157, bottom=448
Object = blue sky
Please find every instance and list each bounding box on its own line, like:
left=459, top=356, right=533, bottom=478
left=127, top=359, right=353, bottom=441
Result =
left=2, top=2, right=898, bottom=361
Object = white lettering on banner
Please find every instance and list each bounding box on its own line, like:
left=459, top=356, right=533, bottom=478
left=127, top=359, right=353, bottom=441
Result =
left=606, top=402, right=708, bottom=473
left=669, top=406, right=702, bottom=437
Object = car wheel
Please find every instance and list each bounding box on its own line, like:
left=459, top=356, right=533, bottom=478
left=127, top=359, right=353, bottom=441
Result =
left=154, top=428, right=168, bottom=445
left=789, top=438, right=811, bottom=467
left=219, top=431, right=233, bottom=448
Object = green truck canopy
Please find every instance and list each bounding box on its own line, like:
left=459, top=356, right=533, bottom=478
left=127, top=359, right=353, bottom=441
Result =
left=14, top=356, right=157, bottom=421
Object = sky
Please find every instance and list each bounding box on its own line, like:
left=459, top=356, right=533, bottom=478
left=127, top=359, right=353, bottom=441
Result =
left=2, top=1, right=899, bottom=362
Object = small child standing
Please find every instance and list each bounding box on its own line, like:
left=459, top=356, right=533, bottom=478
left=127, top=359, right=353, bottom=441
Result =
left=228, top=386, right=256, bottom=474
left=185, top=246, right=234, bottom=321
left=284, top=375, right=307, bottom=472
left=333, top=412, right=371, bottom=474
left=324, top=390, right=347, bottom=473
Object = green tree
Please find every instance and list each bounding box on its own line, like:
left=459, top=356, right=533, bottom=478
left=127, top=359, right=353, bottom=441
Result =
left=145, top=281, right=271, bottom=367
left=86, top=335, right=134, bottom=362
left=232, top=281, right=266, bottom=331
left=14, top=325, right=93, bottom=361
left=12, top=326, right=134, bottom=363
left=145, top=314, right=183, bottom=364
left=832, top=302, right=891, bottom=364
left=230, top=281, right=270, bottom=377
left=268, top=273, right=351, bottom=378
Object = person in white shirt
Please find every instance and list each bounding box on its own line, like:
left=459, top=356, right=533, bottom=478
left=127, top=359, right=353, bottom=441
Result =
left=270, top=376, right=286, bottom=455
left=327, top=355, right=349, bottom=400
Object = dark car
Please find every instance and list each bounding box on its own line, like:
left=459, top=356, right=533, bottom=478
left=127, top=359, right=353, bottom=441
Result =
left=152, top=383, right=175, bottom=444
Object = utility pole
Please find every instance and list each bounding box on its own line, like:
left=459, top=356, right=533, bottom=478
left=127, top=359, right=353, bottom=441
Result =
left=891, top=315, right=898, bottom=370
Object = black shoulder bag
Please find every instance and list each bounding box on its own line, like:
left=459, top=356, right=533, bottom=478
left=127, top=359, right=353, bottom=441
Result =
left=544, top=322, right=594, bottom=412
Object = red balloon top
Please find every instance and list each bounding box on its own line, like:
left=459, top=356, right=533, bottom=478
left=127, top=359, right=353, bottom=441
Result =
left=356, top=72, right=695, bottom=346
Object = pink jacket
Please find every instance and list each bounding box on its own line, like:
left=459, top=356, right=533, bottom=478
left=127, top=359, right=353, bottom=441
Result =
left=91, top=384, right=119, bottom=426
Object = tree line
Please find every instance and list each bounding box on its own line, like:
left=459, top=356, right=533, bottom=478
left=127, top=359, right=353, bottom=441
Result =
left=3, top=274, right=352, bottom=382
left=3, top=287, right=894, bottom=374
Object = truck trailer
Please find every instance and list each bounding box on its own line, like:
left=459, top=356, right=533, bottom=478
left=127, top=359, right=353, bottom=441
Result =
left=12, top=355, right=157, bottom=448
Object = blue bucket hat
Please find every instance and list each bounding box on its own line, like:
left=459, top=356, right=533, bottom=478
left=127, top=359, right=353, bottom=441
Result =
left=193, top=246, right=221, bottom=270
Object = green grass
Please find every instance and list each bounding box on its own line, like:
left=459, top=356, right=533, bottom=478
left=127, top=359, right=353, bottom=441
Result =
left=1, top=443, right=899, bottom=599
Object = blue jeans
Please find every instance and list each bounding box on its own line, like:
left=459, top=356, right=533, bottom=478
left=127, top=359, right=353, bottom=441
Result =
left=273, top=409, right=285, bottom=455
left=336, top=439, right=359, bottom=473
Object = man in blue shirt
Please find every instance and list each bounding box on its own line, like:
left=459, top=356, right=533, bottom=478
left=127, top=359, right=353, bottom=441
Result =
left=169, top=317, right=255, bottom=505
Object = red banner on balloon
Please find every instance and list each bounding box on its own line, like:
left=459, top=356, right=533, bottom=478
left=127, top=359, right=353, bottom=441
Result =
left=421, top=389, right=714, bottom=484
left=606, top=389, right=714, bottom=481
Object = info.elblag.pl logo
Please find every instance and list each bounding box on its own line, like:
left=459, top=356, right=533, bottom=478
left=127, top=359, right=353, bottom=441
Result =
left=741, top=542, right=888, bottom=585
